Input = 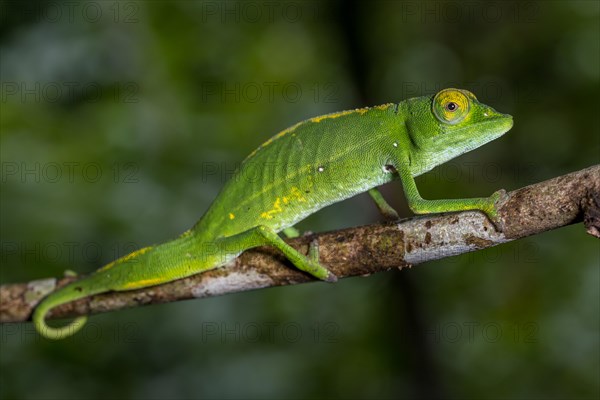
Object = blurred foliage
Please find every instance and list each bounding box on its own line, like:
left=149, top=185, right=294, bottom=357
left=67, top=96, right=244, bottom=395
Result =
left=0, top=1, right=598, bottom=399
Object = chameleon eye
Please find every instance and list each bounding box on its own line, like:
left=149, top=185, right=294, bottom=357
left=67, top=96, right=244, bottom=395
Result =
left=433, top=89, right=470, bottom=125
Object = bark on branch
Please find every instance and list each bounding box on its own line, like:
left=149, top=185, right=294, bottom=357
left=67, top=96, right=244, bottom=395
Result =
left=1, top=165, right=598, bottom=324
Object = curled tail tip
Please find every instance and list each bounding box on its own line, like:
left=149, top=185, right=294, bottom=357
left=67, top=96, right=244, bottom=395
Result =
left=34, top=313, right=88, bottom=340
left=33, top=302, right=88, bottom=340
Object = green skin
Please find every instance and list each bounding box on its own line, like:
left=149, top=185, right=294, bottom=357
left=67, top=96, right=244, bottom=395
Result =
left=33, top=88, right=513, bottom=339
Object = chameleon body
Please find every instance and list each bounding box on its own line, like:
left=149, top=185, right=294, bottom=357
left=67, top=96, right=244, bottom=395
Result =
left=33, top=88, right=513, bottom=339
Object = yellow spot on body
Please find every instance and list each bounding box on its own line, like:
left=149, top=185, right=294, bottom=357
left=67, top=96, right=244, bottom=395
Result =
left=374, top=103, right=393, bottom=111
left=260, top=197, right=283, bottom=220
left=259, top=186, right=308, bottom=220
left=180, top=230, right=193, bottom=238
left=229, top=213, right=235, bottom=220
left=121, top=246, right=152, bottom=263
left=310, top=108, right=369, bottom=123
left=97, top=246, right=153, bottom=272
left=121, top=278, right=163, bottom=290
left=97, top=261, right=117, bottom=272
left=289, top=186, right=307, bottom=202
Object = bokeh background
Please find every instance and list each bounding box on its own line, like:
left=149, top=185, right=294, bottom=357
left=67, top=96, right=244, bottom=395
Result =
left=1, top=1, right=598, bottom=399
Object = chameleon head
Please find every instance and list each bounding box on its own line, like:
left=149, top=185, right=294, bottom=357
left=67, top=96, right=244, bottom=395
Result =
left=404, top=88, right=513, bottom=175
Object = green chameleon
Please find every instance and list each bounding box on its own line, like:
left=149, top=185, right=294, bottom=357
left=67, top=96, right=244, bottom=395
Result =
left=33, top=88, right=513, bottom=339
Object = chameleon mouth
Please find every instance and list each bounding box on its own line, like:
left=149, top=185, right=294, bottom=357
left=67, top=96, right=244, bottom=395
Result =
left=485, top=115, right=513, bottom=136
left=436, top=114, right=513, bottom=141
left=432, top=115, right=513, bottom=158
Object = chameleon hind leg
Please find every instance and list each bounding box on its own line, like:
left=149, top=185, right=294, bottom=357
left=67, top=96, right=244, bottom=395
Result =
left=281, top=226, right=322, bottom=263
left=368, top=188, right=400, bottom=220
left=215, top=225, right=337, bottom=282
left=282, top=226, right=322, bottom=265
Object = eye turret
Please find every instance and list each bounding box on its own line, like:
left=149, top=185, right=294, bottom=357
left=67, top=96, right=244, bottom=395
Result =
left=432, top=88, right=471, bottom=125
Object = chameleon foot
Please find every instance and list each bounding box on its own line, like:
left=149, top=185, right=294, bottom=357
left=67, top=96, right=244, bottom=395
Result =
left=482, top=189, right=508, bottom=232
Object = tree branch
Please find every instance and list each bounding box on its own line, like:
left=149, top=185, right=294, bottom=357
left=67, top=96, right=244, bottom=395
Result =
left=1, top=165, right=598, bottom=324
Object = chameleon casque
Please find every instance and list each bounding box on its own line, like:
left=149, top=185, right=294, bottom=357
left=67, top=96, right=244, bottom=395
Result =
left=33, top=88, right=513, bottom=339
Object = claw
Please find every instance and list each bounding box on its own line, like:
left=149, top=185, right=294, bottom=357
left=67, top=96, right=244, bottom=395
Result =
left=325, top=271, right=338, bottom=283
left=485, top=189, right=509, bottom=232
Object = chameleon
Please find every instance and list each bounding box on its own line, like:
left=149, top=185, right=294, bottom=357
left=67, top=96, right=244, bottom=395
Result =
left=32, top=88, right=513, bottom=339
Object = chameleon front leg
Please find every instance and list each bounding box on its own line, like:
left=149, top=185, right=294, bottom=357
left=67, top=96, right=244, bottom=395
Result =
left=397, top=165, right=504, bottom=223
left=216, top=225, right=337, bottom=282
left=368, top=188, right=400, bottom=220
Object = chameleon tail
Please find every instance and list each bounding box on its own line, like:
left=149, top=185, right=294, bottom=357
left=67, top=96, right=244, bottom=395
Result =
left=32, top=277, right=105, bottom=340
left=32, top=244, right=159, bottom=339
left=32, top=240, right=194, bottom=339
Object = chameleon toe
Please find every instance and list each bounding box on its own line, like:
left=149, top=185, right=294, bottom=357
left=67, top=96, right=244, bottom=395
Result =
left=325, top=271, right=338, bottom=283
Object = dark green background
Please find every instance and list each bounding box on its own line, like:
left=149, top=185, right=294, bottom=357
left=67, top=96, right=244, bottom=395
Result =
left=1, top=1, right=598, bottom=399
